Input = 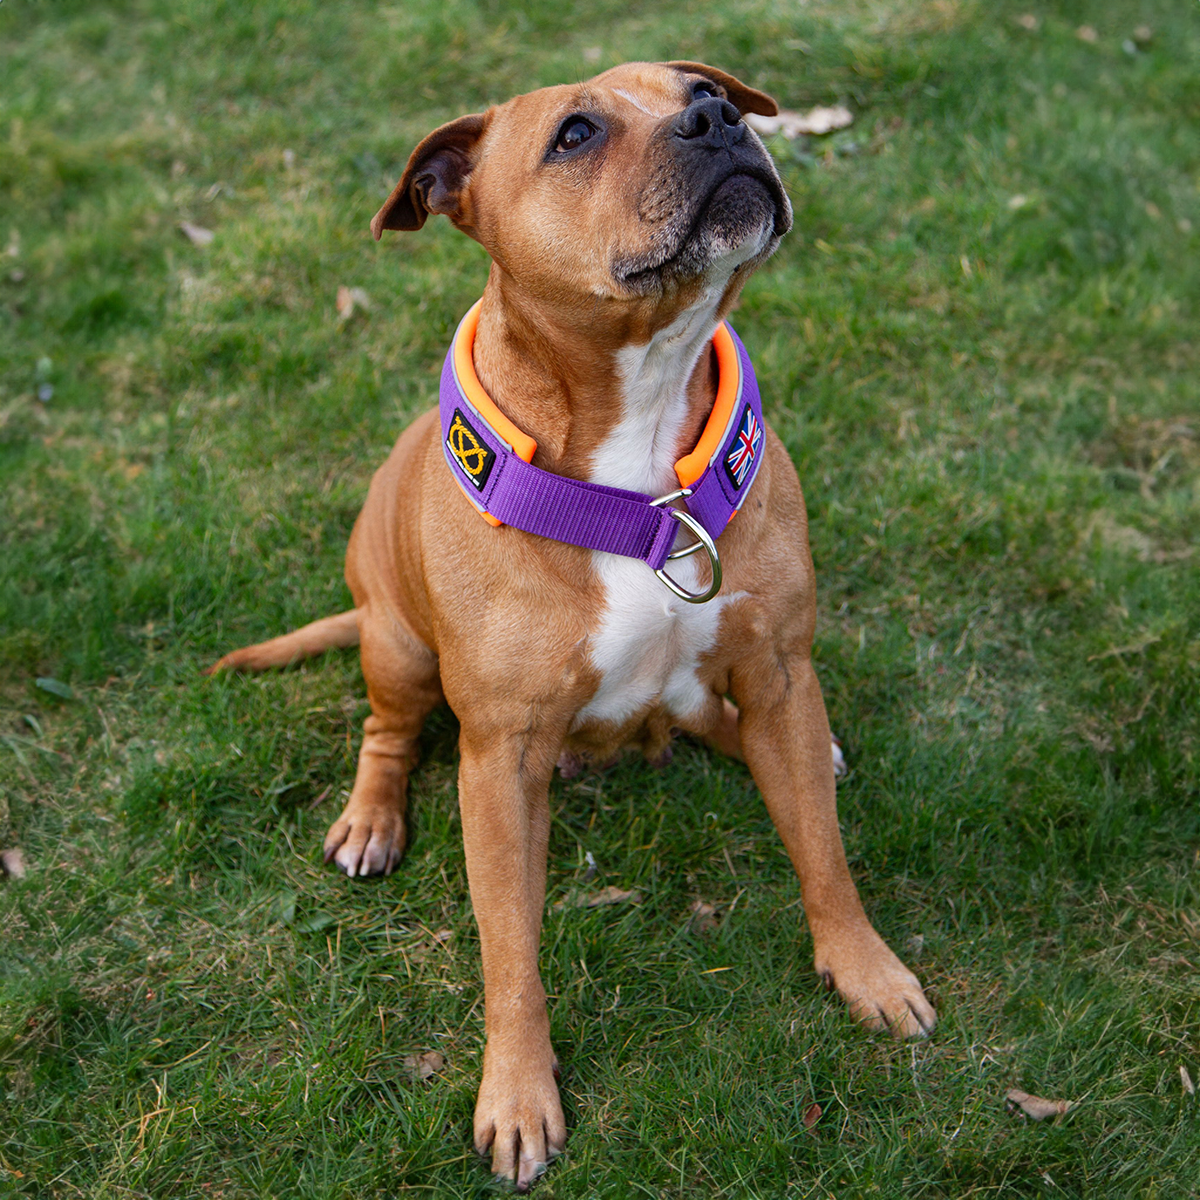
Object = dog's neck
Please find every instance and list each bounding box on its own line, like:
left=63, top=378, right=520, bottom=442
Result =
left=471, top=266, right=727, bottom=496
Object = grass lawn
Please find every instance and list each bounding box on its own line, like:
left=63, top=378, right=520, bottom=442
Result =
left=2, top=0, right=1199, bottom=1195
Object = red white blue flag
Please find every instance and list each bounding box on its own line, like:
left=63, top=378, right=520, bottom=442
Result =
left=724, top=404, right=762, bottom=489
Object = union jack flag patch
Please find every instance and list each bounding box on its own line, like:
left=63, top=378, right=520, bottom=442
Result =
left=723, top=404, right=762, bottom=490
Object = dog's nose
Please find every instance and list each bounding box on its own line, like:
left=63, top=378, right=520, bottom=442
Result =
left=671, top=95, right=745, bottom=147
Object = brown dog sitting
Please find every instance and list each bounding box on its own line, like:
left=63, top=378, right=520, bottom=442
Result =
left=209, top=61, right=934, bottom=1190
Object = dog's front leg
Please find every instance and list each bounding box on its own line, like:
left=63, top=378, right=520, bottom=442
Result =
left=458, top=725, right=565, bottom=1191
left=735, top=652, right=936, bottom=1039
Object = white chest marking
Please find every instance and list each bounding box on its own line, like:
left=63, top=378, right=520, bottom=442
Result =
left=575, top=297, right=740, bottom=729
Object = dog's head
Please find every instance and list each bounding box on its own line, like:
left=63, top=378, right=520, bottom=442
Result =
left=373, top=62, right=792, bottom=322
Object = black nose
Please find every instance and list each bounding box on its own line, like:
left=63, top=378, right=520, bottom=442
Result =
left=671, top=95, right=744, bottom=148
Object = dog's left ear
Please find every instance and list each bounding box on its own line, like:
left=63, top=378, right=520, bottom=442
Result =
left=664, top=62, right=779, bottom=118
left=371, top=112, right=489, bottom=239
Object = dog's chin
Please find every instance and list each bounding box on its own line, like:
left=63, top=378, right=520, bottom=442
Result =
left=614, top=174, right=789, bottom=296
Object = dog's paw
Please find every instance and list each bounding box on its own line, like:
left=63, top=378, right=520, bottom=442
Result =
left=474, top=1054, right=566, bottom=1193
left=814, top=924, right=935, bottom=1039
left=322, top=796, right=405, bottom=877
left=830, top=733, right=846, bottom=779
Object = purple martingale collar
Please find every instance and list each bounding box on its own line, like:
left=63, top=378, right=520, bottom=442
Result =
left=439, top=299, right=766, bottom=603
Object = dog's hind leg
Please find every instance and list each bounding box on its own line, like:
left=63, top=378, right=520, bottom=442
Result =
left=323, top=607, right=442, bottom=877
left=703, top=697, right=745, bottom=760
left=204, top=609, right=361, bottom=674
left=703, top=698, right=844, bottom=777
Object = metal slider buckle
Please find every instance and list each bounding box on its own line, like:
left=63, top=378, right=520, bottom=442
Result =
left=648, top=488, right=722, bottom=604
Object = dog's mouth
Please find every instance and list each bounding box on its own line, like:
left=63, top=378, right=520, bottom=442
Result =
left=612, top=166, right=791, bottom=293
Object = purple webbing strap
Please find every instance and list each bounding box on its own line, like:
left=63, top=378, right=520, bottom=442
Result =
left=486, top=456, right=680, bottom=569
left=438, top=314, right=764, bottom=573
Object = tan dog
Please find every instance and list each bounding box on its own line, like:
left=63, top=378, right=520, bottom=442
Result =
left=210, top=61, right=934, bottom=1190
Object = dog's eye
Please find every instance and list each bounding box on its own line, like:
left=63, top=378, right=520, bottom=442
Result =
left=693, top=83, right=720, bottom=100
left=554, top=118, right=596, bottom=152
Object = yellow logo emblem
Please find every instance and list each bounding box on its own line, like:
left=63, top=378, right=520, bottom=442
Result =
left=446, top=409, right=495, bottom=490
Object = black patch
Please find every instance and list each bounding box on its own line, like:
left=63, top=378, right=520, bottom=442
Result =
left=446, top=407, right=496, bottom=491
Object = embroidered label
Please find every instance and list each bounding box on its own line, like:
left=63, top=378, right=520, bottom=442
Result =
left=723, top=404, right=762, bottom=490
left=446, top=407, right=496, bottom=491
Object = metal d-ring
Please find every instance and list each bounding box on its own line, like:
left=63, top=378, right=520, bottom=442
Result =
left=649, top=489, right=723, bottom=603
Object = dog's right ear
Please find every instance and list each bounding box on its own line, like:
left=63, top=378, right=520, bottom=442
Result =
left=371, top=113, right=489, bottom=239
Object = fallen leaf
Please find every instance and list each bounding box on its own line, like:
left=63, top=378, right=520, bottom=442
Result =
left=1, top=848, right=27, bottom=879
left=404, top=1050, right=445, bottom=1081
left=1076, top=25, right=1099, bottom=44
left=579, top=885, right=641, bottom=907
left=35, top=676, right=75, bottom=700
left=1132, top=25, right=1153, bottom=44
left=689, top=899, right=719, bottom=935
left=745, top=105, right=853, bottom=139
left=554, top=885, right=642, bottom=910
left=1015, top=14, right=1039, bottom=31
left=1005, top=1088, right=1075, bottom=1120
left=1182, top=1065, right=1195, bottom=1096
left=583, top=47, right=602, bottom=63
left=295, top=912, right=336, bottom=933
left=1008, top=194, right=1029, bottom=210
left=178, top=221, right=215, bottom=247
left=336, top=285, right=372, bottom=321
left=431, top=928, right=453, bottom=944
left=906, top=933, right=925, bottom=959
left=802, top=1102, right=822, bottom=1129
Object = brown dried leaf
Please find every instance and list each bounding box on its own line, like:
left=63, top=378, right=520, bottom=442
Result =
left=555, top=885, right=642, bottom=910
left=1076, top=25, right=1099, bottom=43
left=1015, top=14, right=1039, bottom=31
left=336, top=285, right=371, bottom=321
left=1182, top=1066, right=1195, bottom=1096
left=178, top=221, right=215, bottom=247
left=403, top=1050, right=445, bottom=1081
left=802, top=1102, right=822, bottom=1129
left=1, top=848, right=26, bottom=879
left=745, top=105, right=853, bottom=139
left=1005, top=1088, right=1075, bottom=1120
left=689, top=899, right=719, bottom=935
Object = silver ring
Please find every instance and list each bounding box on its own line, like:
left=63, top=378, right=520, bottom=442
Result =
left=648, top=492, right=722, bottom=603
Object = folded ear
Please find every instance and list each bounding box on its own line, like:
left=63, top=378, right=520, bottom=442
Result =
left=371, top=112, right=489, bottom=239
left=664, top=61, right=779, bottom=117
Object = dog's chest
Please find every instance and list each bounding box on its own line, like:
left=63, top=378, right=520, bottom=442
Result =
left=573, top=314, right=732, bottom=729
left=574, top=552, right=727, bottom=727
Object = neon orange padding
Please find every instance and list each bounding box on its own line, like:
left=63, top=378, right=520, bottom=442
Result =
left=674, top=323, right=739, bottom=489
left=454, top=301, right=538, bottom=463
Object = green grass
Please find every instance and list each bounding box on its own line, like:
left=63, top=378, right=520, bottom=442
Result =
left=2, top=0, right=1199, bottom=1195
